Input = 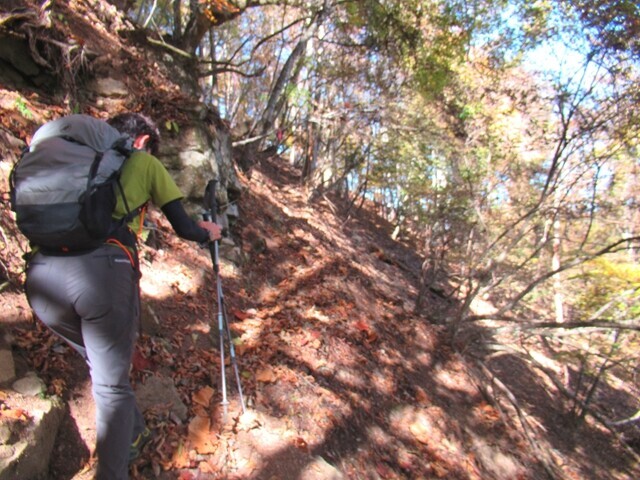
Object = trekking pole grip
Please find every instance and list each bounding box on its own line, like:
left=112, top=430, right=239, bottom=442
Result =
left=203, top=179, right=218, bottom=222
left=202, top=180, right=220, bottom=271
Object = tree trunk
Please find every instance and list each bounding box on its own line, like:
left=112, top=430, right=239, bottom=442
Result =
left=552, top=195, right=564, bottom=323
left=173, top=0, right=182, bottom=42
left=260, top=6, right=330, bottom=138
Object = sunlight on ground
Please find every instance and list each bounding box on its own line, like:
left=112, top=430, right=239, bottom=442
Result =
left=303, top=305, right=332, bottom=323
left=469, top=296, right=499, bottom=316
left=435, top=367, right=477, bottom=395
left=140, top=256, right=203, bottom=298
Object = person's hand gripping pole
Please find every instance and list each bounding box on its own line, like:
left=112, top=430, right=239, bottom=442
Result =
left=202, top=180, right=246, bottom=416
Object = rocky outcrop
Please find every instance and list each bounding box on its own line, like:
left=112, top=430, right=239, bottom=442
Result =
left=0, top=393, right=64, bottom=480
left=88, top=75, right=243, bottom=221
left=0, top=0, right=242, bottom=224
left=0, top=330, right=65, bottom=480
left=0, top=4, right=245, bottom=477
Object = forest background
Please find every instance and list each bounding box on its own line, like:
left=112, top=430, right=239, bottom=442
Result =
left=1, top=0, right=640, bottom=478
left=121, top=0, right=640, bottom=334
left=122, top=0, right=640, bottom=430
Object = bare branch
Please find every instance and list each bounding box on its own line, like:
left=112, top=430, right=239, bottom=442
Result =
left=609, top=410, right=640, bottom=426
left=251, top=16, right=308, bottom=55
left=146, top=36, right=194, bottom=59
left=472, top=360, right=565, bottom=479
left=198, top=64, right=266, bottom=78
left=231, top=129, right=276, bottom=147
left=485, top=319, right=640, bottom=332
left=489, top=236, right=640, bottom=318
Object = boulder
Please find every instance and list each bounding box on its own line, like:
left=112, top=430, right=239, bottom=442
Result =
left=0, top=394, right=64, bottom=480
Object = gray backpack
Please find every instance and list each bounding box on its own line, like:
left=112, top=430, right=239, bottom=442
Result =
left=10, top=115, right=135, bottom=252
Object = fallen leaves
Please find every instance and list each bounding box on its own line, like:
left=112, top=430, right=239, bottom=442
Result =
left=255, top=366, right=278, bottom=383
left=415, top=386, right=430, bottom=405
left=132, top=348, right=153, bottom=372
left=4, top=153, right=578, bottom=480
left=474, top=401, right=501, bottom=424
left=192, top=386, right=215, bottom=407
left=352, top=318, right=379, bottom=343
left=169, top=440, right=191, bottom=469
left=188, top=415, right=217, bottom=454
left=231, top=309, right=252, bottom=320
left=293, top=436, right=309, bottom=452
left=409, top=415, right=433, bottom=444
left=0, top=408, right=29, bottom=421
left=298, top=328, right=322, bottom=348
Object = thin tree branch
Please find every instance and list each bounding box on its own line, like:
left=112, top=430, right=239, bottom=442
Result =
left=251, top=16, right=308, bottom=55
left=198, top=64, right=266, bottom=78
left=609, top=410, right=640, bottom=426
left=472, top=360, right=565, bottom=480
left=231, top=129, right=276, bottom=147
left=489, top=236, right=640, bottom=318
left=146, top=36, right=194, bottom=59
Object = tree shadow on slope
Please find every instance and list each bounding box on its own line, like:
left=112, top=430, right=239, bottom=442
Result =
left=245, top=156, right=640, bottom=480
left=170, top=156, right=552, bottom=479
left=6, top=149, right=638, bottom=480
left=242, top=282, right=548, bottom=479
left=481, top=351, right=640, bottom=480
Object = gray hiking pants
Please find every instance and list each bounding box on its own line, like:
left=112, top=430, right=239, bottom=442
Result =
left=25, top=245, right=145, bottom=480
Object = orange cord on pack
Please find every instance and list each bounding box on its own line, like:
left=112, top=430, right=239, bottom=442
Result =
left=135, top=204, right=148, bottom=236
left=106, top=203, right=148, bottom=268
left=105, top=238, right=136, bottom=268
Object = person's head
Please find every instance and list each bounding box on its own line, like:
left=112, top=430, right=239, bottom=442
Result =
left=108, top=112, right=160, bottom=155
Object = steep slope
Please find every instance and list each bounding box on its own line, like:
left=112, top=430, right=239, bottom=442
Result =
left=4, top=151, right=640, bottom=479
left=13, top=155, right=549, bottom=480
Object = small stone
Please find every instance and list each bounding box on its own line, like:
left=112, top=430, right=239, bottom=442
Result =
left=225, top=203, right=239, bottom=219
left=12, top=373, right=46, bottom=397
left=135, top=375, right=188, bottom=421
left=90, top=77, right=128, bottom=98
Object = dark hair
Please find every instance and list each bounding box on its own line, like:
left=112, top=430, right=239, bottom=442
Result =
left=108, top=113, right=160, bottom=155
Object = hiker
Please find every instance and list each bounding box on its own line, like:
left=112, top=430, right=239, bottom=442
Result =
left=22, top=113, right=221, bottom=479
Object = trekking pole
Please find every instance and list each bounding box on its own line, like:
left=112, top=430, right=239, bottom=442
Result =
left=202, top=180, right=246, bottom=416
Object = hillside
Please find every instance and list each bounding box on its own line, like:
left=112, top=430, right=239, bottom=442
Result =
left=1, top=153, right=638, bottom=479
left=1, top=1, right=640, bottom=479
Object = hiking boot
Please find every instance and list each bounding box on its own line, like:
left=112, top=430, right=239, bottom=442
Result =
left=129, top=427, right=152, bottom=462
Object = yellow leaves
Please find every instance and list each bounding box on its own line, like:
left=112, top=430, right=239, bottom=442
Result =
left=577, top=257, right=640, bottom=315
left=200, top=0, right=240, bottom=24
left=188, top=415, right=217, bottom=454
left=590, top=257, right=640, bottom=284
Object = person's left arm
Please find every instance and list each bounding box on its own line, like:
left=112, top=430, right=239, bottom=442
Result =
left=161, top=199, right=220, bottom=242
left=146, top=154, right=221, bottom=243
